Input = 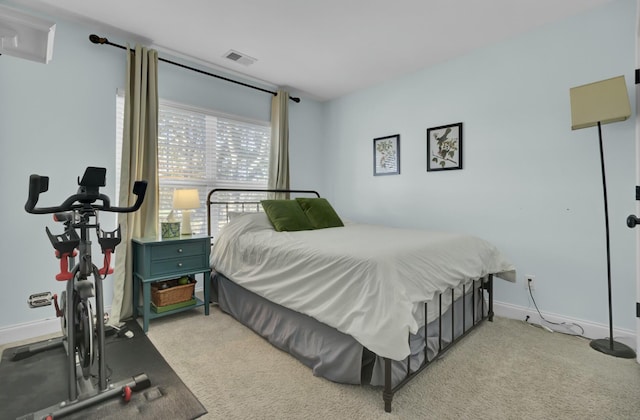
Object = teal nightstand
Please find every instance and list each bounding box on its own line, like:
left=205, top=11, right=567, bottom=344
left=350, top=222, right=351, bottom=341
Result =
left=132, top=235, right=211, bottom=333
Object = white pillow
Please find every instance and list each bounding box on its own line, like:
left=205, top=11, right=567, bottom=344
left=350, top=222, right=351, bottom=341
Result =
left=227, top=211, right=273, bottom=231
left=227, top=211, right=248, bottom=221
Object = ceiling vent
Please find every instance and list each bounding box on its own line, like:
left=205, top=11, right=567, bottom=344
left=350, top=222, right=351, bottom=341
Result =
left=223, top=49, right=256, bottom=66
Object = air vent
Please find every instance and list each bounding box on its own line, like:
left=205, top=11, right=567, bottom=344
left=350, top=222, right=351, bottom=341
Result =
left=223, top=49, right=256, bottom=66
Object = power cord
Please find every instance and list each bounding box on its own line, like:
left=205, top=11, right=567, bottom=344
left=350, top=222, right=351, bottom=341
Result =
left=524, top=279, right=587, bottom=338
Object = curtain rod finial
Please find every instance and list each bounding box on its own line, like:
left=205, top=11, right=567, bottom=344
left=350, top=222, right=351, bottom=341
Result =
left=89, top=34, right=107, bottom=45
left=290, top=96, right=301, bottom=103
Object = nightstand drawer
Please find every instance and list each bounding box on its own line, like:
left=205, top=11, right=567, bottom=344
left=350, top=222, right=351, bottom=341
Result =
left=151, top=241, right=205, bottom=261
left=149, top=255, right=208, bottom=276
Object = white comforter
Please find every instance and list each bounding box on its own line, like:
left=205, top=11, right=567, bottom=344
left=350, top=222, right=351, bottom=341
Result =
left=211, top=213, right=516, bottom=360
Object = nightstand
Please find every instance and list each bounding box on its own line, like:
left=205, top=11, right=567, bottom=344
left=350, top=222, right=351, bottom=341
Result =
left=132, top=235, right=211, bottom=333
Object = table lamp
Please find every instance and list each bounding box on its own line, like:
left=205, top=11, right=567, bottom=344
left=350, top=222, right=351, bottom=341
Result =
left=172, top=189, right=200, bottom=235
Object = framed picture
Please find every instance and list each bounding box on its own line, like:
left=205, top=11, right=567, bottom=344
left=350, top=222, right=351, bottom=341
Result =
left=373, top=134, right=400, bottom=176
left=426, top=122, right=463, bottom=171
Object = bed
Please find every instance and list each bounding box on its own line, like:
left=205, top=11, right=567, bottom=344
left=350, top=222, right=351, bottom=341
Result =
left=206, top=189, right=516, bottom=412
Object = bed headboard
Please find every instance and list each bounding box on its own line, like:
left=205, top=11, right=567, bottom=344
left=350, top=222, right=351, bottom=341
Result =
left=206, top=188, right=320, bottom=237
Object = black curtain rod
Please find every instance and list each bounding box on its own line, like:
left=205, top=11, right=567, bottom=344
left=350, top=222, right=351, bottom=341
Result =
left=89, top=34, right=300, bottom=103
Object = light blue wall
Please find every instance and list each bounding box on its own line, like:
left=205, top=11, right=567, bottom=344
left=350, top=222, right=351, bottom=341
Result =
left=1, top=0, right=636, bottom=336
left=323, top=0, right=638, bottom=331
left=0, top=13, right=324, bottom=329
left=0, top=17, right=125, bottom=329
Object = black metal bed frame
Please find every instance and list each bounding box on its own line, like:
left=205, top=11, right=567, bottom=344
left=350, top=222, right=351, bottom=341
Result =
left=206, top=188, right=494, bottom=413
left=382, top=275, right=493, bottom=412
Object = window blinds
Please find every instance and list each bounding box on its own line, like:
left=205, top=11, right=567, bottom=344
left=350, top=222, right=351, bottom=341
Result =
left=116, top=95, right=270, bottom=235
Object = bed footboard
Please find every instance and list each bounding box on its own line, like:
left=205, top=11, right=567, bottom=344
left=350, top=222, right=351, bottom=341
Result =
left=382, top=274, right=494, bottom=413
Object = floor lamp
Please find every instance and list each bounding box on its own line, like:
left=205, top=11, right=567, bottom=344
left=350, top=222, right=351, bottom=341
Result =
left=569, top=75, right=635, bottom=358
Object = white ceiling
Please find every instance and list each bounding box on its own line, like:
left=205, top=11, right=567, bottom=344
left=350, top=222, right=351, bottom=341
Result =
left=9, top=0, right=615, bottom=101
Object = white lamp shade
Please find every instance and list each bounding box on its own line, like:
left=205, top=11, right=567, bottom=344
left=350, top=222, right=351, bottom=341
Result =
left=570, top=75, right=631, bottom=131
left=172, top=189, right=200, bottom=210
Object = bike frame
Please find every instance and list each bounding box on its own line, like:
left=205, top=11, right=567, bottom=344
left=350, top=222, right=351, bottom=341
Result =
left=20, top=166, right=150, bottom=418
left=63, top=208, right=108, bottom=400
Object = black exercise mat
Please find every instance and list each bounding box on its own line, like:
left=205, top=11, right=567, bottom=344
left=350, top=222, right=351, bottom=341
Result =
left=0, top=320, right=207, bottom=419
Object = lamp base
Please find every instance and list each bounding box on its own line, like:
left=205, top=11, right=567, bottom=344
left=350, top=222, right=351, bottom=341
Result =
left=181, top=211, right=193, bottom=235
left=589, top=338, right=636, bottom=358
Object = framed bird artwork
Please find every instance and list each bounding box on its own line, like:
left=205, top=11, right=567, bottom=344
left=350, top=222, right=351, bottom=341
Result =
left=427, top=122, right=463, bottom=171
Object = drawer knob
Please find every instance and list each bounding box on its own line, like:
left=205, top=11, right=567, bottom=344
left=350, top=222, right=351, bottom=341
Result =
left=177, top=248, right=183, bottom=253
left=177, top=262, right=183, bottom=267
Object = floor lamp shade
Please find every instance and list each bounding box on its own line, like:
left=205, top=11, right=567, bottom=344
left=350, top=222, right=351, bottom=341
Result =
left=570, top=75, right=631, bottom=130
left=569, top=75, right=634, bottom=358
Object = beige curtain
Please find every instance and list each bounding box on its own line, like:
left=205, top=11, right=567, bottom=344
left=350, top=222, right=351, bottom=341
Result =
left=110, top=45, right=159, bottom=325
left=268, top=90, right=290, bottom=197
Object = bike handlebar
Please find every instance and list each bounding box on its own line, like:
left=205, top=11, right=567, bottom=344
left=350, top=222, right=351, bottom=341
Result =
left=25, top=169, right=148, bottom=215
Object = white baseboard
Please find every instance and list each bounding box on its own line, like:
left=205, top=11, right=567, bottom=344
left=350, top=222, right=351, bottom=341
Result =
left=0, top=317, right=61, bottom=346
left=0, top=287, right=210, bottom=347
left=0, top=305, right=112, bottom=346
left=2, top=300, right=636, bottom=352
left=494, top=300, right=637, bottom=350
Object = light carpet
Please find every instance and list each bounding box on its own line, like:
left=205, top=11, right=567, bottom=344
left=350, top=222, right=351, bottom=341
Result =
left=146, top=306, right=640, bottom=420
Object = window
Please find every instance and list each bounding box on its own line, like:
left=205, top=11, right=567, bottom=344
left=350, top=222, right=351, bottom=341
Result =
left=116, top=95, right=271, bottom=235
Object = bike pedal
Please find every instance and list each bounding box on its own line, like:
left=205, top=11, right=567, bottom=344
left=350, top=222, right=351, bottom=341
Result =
left=27, top=292, right=53, bottom=308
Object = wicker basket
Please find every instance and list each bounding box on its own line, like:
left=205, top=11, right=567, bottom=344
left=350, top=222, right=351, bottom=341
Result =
left=151, top=278, right=196, bottom=307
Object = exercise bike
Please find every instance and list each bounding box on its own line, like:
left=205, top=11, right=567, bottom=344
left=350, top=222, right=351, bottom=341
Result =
left=16, top=166, right=151, bottom=419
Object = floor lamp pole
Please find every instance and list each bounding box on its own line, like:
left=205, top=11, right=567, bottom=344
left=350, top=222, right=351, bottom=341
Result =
left=590, top=121, right=636, bottom=358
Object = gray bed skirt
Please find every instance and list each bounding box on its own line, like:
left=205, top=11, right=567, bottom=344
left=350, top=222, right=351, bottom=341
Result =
left=212, top=272, right=486, bottom=388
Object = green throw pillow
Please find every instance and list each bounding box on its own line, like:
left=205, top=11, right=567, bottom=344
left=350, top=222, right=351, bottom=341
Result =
left=295, top=198, right=344, bottom=229
left=261, top=200, right=314, bottom=232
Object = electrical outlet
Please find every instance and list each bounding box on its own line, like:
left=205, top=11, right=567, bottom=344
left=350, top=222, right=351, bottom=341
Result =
left=524, top=275, right=535, bottom=291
